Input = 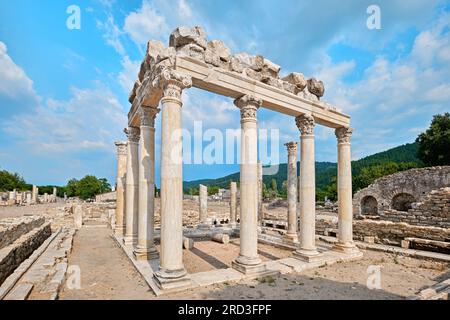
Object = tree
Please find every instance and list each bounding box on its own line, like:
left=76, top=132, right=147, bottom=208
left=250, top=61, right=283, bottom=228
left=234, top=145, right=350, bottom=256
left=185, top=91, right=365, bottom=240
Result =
left=207, top=185, right=219, bottom=196
left=416, top=113, right=450, bottom=166
left=271, top=179, right=278, bottom=193
left=65, top=179, right=79, bottom=197
left=0, top=170, right=28, bottom=191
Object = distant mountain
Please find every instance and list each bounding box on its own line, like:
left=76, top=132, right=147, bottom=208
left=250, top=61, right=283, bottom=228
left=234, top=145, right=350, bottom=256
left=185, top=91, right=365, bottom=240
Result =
left=183, top=142, right=421, bottom=192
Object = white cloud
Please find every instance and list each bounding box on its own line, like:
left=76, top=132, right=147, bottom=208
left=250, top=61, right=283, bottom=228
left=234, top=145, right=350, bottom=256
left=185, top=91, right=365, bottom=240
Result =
left=96, top=14, right=125, bottom=55
left=178, top=0, right=192, bottom=19
left=124, top=0, right=169, bottom=44
left=4, top=85, right=127, bottom=154
left=0, top=41, right=38, bottom=102
left=118, top=56, right=140, bottom=95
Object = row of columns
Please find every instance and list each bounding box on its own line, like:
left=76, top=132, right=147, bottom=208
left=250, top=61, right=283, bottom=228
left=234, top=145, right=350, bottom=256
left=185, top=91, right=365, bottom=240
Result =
left=114, top=67, right=357, bottom=289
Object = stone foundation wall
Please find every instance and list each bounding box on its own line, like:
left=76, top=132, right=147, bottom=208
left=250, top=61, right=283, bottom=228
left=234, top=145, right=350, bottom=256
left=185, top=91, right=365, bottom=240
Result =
left=353, top=219, right=450, bottom=245
left=0, top=216, right=45, bottom=250
left=0, top=220, right=51, bottom=285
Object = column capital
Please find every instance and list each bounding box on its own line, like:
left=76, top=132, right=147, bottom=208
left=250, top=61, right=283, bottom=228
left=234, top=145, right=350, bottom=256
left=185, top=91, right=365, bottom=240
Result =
left=335, top=127, right=353, bottom=144
left=124, top=126, right=140, bottom=143
left=139, top=106, right=160, bottom=127
left=115, top=141, right=128, bottom=156
left=154, top=67, right=192, bottom=102
left=285, top=141, right=298, bottom=155
left=234, top=95, right=262, bottom=122
left=295, top=114, right=315, bottom=135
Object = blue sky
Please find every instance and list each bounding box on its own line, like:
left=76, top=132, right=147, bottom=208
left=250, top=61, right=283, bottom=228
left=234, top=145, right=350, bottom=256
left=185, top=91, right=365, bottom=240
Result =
left=0, top=0, right=449, bottom=186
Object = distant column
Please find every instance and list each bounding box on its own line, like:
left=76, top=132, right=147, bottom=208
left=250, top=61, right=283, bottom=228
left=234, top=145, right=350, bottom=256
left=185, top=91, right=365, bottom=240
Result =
left=114, top=141, right=128, bottom=236
left=293, top=114, right=320, bottom=262
left=333, top=127, right=359, bottom=254
left=230, top=182, right=237, bottom=226
left=198, top=184, right=209, bottom=227
left=32, top=185, right=37, bottom=204
left=283, top=141, right=298, bottom=243
left=134, top=106, right=159, bottom=260
left=123, top=126, right=140, bottom=246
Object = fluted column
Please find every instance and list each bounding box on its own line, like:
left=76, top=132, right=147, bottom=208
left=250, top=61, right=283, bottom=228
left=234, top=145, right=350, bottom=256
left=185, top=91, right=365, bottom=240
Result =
left=114, top=141, right=127, bottom=236
left=230, top=181, right=237, bottom=226
left=283, top=142, right=298, bottom=243
left=123, top=126, right=140, bottom=246
left=257, top=161, right=263, bottom=224
left=134, top=106, right=159, bottom=260
left=153, top=68, right=192, bottom=289
left=294, top=114, right=320, bottom=262
left=232, top=95, right=266, bottom=275
left=333, top=127, right=359, bottom=253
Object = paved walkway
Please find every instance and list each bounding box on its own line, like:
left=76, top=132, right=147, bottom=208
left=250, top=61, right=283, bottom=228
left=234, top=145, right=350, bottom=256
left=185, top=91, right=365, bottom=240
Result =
left=58, top=227, right=155, bottom=300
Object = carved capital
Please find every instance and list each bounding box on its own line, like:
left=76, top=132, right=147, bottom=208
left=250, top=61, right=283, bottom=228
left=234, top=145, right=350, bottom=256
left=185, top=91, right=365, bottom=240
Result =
left=115, top=141, right=128, bottom=156
left=124, top=126, right=140, bottom=143
left=139, top=106, right=159, bottom=127
left=153, top=67, right=192, bottom=101
left=335, top=127, right=353, bottom=144
left=285, top=141, right=298, bottom=155
left=234, top=95, right=262, bottom=122
left=295, top=114, right=315, bottom=135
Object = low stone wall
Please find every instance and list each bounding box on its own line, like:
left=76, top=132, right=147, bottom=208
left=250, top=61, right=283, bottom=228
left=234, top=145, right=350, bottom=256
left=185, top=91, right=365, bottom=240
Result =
left=353, top=219, right=450, bottom=245
left=0, top=222, right=51, bottom=285
left=95, top=192, right=116, bottom=203
left=0, top=216, right=45, bottom=250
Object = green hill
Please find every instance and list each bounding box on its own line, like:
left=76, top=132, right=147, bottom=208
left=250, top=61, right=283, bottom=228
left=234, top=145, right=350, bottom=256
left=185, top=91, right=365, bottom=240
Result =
left=184, top=142, right=422, bottom=196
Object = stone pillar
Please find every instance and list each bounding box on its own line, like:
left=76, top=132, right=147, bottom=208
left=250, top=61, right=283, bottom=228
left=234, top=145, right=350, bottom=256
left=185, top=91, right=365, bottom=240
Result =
left=198, top=184, right=209, bottom=227
left=114, top=141, right=128, bottom=236
left=257, top=161, right=263, bottom=223
left=123, top=126, right=140, bottom=246
left=283, top=142, right=298, bottom=243
left=293, top=114, right=320, bottom=262
left=44, top=193, right=48, bottom=203
left=232, top=95, right=266, bottom=275
left=333, top=127, right=359, bottom=254
left=26, top=192, right=32, bottom=205
left=32, top=185, right=37, bottom=204
left=153, top=68, right=192, bottom=290
left=53, top=187, right=57, bottom=199
left=230, top=182, right=237, bottom=226
left=134, top=106, right=159, bottom=260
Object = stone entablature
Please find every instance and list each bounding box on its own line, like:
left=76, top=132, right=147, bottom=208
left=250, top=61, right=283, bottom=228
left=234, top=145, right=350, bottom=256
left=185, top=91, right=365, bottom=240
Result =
left=353, top=166, right=450, bottom=219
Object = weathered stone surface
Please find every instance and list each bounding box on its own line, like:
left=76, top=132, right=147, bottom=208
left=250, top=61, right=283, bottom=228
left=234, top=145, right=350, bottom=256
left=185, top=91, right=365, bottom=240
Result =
left=307, top=78, right=325, bottom=98
left=204, top=40, right=231, bottom=68
left=169, top=26, right=207, bottom=50
left=282, top=72, right=307, bottom=92
left=0, top=216, right=45, bottom=250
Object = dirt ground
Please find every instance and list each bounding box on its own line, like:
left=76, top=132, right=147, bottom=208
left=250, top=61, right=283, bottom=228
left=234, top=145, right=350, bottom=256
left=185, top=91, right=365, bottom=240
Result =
left=58, top=222, right=448, bottom=300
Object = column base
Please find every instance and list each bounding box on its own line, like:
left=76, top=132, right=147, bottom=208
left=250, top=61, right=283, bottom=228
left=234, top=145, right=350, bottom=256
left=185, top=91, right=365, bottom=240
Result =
left=153, top=268, right=191, bottom=291
left=123, top=235, right=137, bottom=246
left=282, top=233, right=299, bottom=244
left=114, top=226, right=125, bottom=236
left=232, top=255, right=267, bottom=276
left=332, top=242, right=360, bottom=254
left=293, top=248, right=322, bottom=263
left=133, top=245, right=159, bottom=260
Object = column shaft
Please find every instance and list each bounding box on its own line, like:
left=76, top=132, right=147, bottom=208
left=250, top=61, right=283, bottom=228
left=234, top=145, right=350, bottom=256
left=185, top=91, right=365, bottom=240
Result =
left=284, top=142, right=298, bottom=243
left=134, top=107, right=159, bottom=259
left=230, top=182, right=237, bottom=225
left=294, top=115, right=320, bottom=261
left=114, top=141, right=127, bottom=235
left=124, top=127, right=139, bottom=245
left=333, top=127, right=358, bottom=253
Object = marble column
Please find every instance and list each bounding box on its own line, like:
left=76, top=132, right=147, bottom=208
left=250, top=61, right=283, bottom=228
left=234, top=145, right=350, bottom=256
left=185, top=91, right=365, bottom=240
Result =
left=114, top=141, right=127, bottom=236
left=333, top=127, right=359, bottom=253
left=293, top=114, right=320, bottom=262
left=123, top=126, right=140, bottom=246
left=153, top=68, right=192, bottom=290
left=232, top=95, right=266, bottom=275
left=257, top=161, right=263, bottom=224
left=198, top=184, right=209, bottom=227
left=283, top=142, right=298, bottom=243
left=230, top=182, right=237, bottom=226
left=32, top=185, right=37, bottom=204
left=134, top=106, right=159, bottom=260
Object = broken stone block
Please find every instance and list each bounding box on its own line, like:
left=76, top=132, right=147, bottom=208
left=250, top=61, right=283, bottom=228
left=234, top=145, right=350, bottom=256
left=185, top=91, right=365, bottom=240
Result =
left=298, top=87, right=319, bottom=102
left=182, top=237, right=194, bottom=250
left=169, top=26, right=207, bottom=50
left=307, top=78, right=325, bottom=98
left=205, top=40, right=231, bottom=68
left=231, top=53, right=264, bottom=73
left=282, top=72, right=307, bottom=92
left=128, top=79, right=141, bottom=103
left=261, top=58, right=280, bottom=79
left=212, top=233, right=230, bottom=244
left=176, top=43, right=205, bottom=60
